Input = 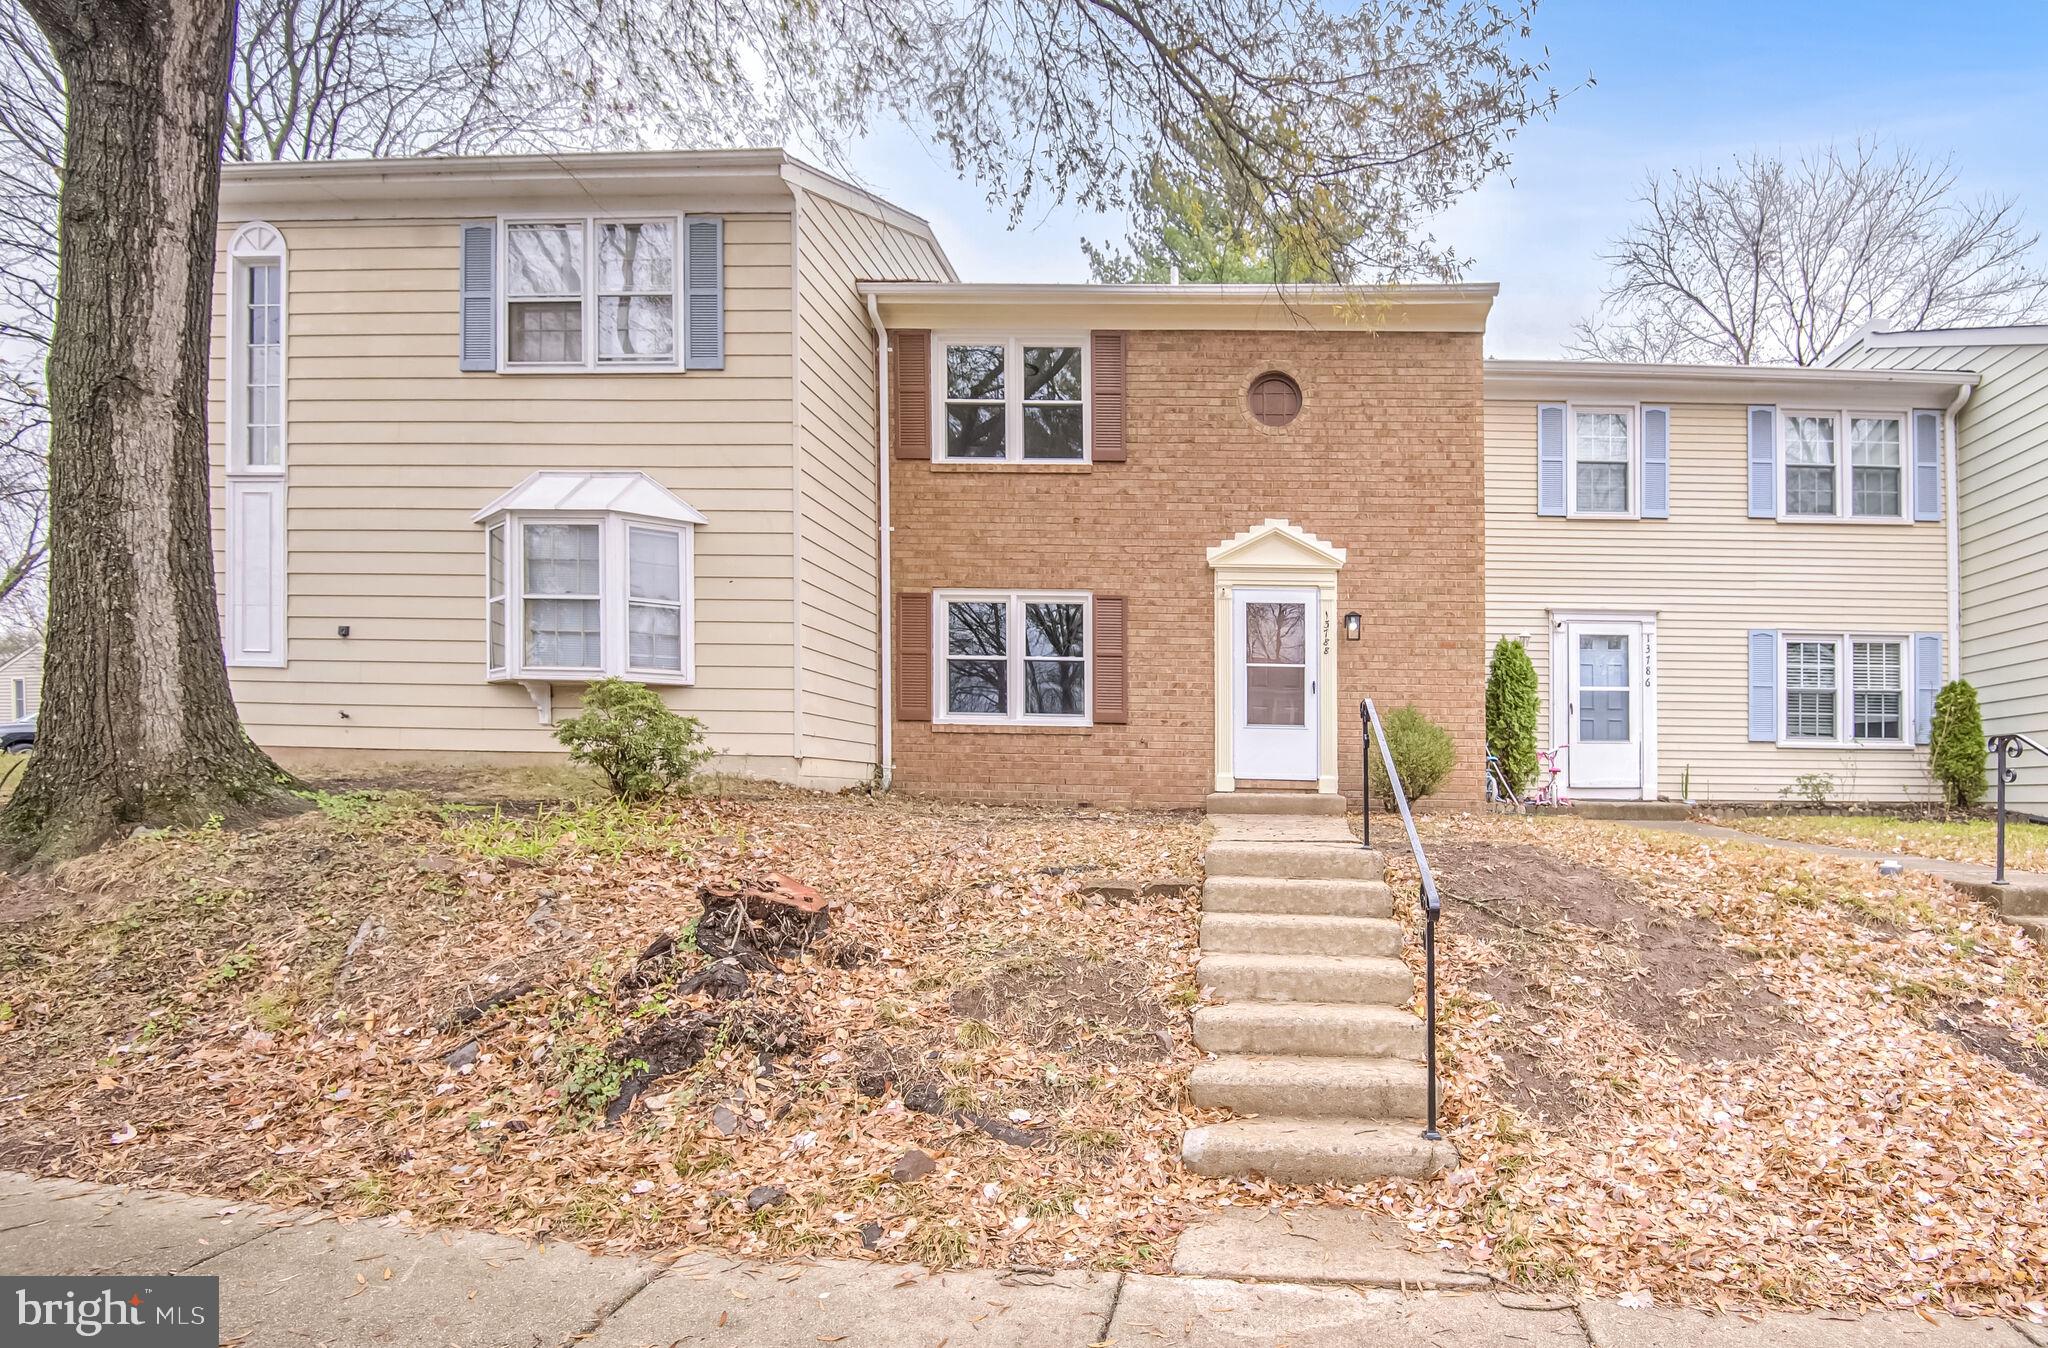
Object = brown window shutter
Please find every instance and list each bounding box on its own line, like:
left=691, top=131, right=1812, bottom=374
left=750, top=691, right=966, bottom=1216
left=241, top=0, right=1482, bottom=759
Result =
left=892, top=330, right=931, bottom=460
left=895, top=590, right=933, bottom=721
left=1090, top=331, right=1127, bottom=462
left=1093, top=595, right=1128, bottom=724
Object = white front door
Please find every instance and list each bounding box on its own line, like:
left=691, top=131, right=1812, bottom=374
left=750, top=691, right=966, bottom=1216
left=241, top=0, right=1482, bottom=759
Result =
left=1232, top=587, right=1318, bottom=781
left=1566, top=621, right=1643, bottom=790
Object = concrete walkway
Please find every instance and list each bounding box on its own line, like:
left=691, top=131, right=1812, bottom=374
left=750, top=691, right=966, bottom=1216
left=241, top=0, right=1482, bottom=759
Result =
left=3, top=1173, right=2041, bottom=1346
left=1617, top=819, right=2048, bottom=940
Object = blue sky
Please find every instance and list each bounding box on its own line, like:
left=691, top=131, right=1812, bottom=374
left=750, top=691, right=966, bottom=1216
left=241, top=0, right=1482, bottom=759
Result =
left=820, top=0, right=2048, bottom=357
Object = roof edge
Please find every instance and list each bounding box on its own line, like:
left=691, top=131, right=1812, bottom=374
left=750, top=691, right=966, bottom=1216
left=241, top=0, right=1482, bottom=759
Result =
left=1485, top=358, right=1977, bottom=399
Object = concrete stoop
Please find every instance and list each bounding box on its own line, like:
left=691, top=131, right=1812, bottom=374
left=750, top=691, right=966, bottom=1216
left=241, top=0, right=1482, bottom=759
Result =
left=1183, top=803, right=1449, bottom=1186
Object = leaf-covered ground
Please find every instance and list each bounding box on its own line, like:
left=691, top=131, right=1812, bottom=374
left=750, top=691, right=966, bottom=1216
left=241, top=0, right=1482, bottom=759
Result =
left=1706, top=811, right=2048, bottom=874
left=1367, top=815, right=2048, bottom=1320
left=0, top=786, right=1213, bottom=1271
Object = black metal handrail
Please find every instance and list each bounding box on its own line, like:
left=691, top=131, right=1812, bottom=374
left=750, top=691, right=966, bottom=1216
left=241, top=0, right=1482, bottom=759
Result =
left=1990, top=731, right=2048, bottom=884
left=1360, top=698, right=1442, bottom=1142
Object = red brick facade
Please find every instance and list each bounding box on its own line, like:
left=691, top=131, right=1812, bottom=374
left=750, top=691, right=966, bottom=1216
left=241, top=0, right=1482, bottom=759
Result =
left=889, top=328, right=1486, bottom=809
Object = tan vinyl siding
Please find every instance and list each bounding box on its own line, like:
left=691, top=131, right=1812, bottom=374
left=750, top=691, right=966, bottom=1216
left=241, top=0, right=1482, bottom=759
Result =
left=1837, top=338, right=2048, bottom=810
left=790, top=192, right=954, bottom=784
left=0, top=645, right=40, bottom=720
left=209, top=213, right=807, bottom=772
left=1486, top=399, right=1947, bottom=802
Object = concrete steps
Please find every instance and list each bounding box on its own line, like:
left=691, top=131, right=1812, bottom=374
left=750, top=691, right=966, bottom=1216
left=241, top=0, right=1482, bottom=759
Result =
left=1193, top=1001, right=1425, bottom=1059
left=1182, top=1118, right=1454, bottom=1184
left=1183, top=799, right=1447, bottom=1185
left=1199, top=912, right=1403, bottom=958
left=1200, top=875, right=1393, bottom=918
left=1198, top=953, right=1413, bottom=1005
left=1189, top=1054, right=1428, bottom=1118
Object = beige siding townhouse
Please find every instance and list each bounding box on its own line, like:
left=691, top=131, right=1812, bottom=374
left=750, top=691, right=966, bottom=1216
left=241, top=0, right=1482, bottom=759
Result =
left=1831, top=325, right=2048, bottom=815
left=207, top=151, right=953, bottom=790
left=1485, top=360, right=1974, bottom=804
left=0, top=643, right=40, bottom=722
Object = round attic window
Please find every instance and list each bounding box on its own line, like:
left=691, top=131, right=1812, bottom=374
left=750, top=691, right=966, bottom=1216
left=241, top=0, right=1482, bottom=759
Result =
left=1249, top=372, right=1302, bottom=427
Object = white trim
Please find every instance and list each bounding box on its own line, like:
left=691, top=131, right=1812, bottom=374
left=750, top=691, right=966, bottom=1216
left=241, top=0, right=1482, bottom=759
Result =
left=1563, top=401, right=1639, bottom=518
left=225, top=477, right=288, bottom=668
left=226, top=221, right=288, bottom=477
left=930, top=590, right=1093, bottom=726
left=497, top=214, right=683, bottom=373
left=1859, top=324, right=2048, bottom=349
left=1208, top=521, right=1345, bottom=795
left=479, top=507, right=698, bottom=688
left=930, top=334, right=1090, bottom=463
left=867, top=293, right=895, bottom=787
left=1944, top=385, right=1970, bottom=678
left=1774, top=631, right=1914, bottom=750
left=1485, top=358, right=1976, bottom=405
left=788, top=189, right=807, bottom=763
left=1545, top=609, right=1658, bottom=802
left=1774, top=407, right=1914, bottom=524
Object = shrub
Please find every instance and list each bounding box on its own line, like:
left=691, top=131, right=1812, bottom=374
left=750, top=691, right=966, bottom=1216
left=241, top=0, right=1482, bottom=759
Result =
left=553, top=679, right=712, bottom=801
left=1369, top=705, right=1457, bottom=808
left=1779, top=771, right=1837, bottom=808
left=1484, top=637, right=1539, bottom=794
left=1929, top=679, right=1988, bottom=808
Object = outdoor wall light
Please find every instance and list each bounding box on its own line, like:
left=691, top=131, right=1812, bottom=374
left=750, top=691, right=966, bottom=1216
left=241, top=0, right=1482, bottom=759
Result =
left=1343, top=612, right=1362, bottom=641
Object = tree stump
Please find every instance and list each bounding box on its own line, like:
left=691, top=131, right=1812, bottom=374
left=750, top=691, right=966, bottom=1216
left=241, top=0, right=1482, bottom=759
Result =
left=695, top=873, right=831, bottom=968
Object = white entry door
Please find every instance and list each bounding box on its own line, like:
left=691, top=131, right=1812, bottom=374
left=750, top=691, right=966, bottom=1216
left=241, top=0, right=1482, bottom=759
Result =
left=1566, top=621, right=1643, bottom=790
left=1233, top=587, right=1318, bottom=781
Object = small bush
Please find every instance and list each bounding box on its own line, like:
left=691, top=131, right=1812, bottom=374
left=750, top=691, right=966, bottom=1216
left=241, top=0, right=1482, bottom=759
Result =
left=553, top=679, right=712, bottom=802
left=1930, top=679, right=1987, bottom=807
left=1779, top=772, right=1837, bottom=808
left=1370, top=705, right=1457, bottom=808
left=1484, top=637, right=1539, bottom=794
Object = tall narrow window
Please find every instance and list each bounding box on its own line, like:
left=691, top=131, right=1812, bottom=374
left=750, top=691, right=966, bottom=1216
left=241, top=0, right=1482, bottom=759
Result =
left=1852, top=640, right=1904, bottom=741
left=597, top=222, right=675, bottom=364
left=10, top=678, right=23, bottom=721
left=1572, top=409, right=1631, bottom=514
left=523, top=522, right=602, bottom=669
left=1850, top=416, right=1903, bottom=518
left=945, top=599, right=1009, bottom=714
left=1021, top=346, right=1083, bottom=460
left=243, top=261, right=282, bottom=468
left=1023, top=601, right=1086, bottom=714
left=943, top=344, right=1006, bottom=459
left=486, top=521, right=508, bottom=674
left=1783, top=414, right=1838, bottom=516
left=505, top=222, right=585, bottom=365
left=1784, top=639, right=1839, bottom=740
left=627, top=526, right=684, bottom=672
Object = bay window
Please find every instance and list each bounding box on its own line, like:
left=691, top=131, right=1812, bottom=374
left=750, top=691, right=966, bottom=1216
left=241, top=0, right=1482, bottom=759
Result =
left=936, top=591, right=1091, bottom=723
left=504, top=218, right=677, bottom=369
left=474, top=472, right=704, bottom=686
left=936, top=337, right=1087, bottom=462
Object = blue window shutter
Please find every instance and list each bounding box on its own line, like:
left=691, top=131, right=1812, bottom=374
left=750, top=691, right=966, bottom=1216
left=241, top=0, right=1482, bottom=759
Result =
left=1747, top=406, right=1776, bottom=517
left=1537, top=404, right=1566, bottom=516
left=683, top=216, right=724, bottom=370
left=1641, top=406, right=1670, bottom=518
left=1912, top=409, right=1942, bottom=522
left=1914, top=632, right=1943, bottom=744
left=1748, top=630, right=1778, bottom=741
left=458, top=222, right=496, bottom=372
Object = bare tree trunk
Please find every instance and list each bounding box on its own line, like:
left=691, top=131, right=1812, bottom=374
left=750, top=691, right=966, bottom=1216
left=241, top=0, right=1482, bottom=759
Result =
left=5, top=0, right=297, bottom=864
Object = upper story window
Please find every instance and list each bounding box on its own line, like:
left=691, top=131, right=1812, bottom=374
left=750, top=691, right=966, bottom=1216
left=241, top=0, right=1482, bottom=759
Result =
left=227, top=222, right=287, bottom=473
left=504, top=218, right=677, bottom=369
left=1781, top=410, right=1905, bottom=521
left=936, top=337, right=1087, bottom=462
left=1571, top=408, right=1632, bottom=515
left=936, top=591, right=1091, bottom=723
left=474, top=471, right=706, bottom=685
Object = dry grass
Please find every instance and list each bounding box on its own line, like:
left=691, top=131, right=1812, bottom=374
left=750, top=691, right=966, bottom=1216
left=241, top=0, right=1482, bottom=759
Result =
left=1708, top=812, right=2048, bottom=875
left=1365, top=815, right=2048, bottom=1319
left=0, top=783, right=1209, bottom=1271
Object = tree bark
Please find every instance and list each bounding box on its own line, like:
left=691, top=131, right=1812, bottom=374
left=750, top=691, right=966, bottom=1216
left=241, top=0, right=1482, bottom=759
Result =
left=5, top=0, right=297, bottom=864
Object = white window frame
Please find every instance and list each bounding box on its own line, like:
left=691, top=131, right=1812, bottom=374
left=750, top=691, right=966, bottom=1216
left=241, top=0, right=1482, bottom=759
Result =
left=931, top=335, right=1091, bottom=463
left=1776, top=409, right=1912, bottom=524
left=932, top=590, right=1093, bottom=726
left=498, top=215, right=682, bottom=373
left=1777, top=631, right=1912, bottom=748
left=226, top=222, right=288, bottom=475
left=1565, top=401, right=1638, bottom=518
left=10, top=677, right=23, bottom=721
left=482, top=511, right=695, bottom=685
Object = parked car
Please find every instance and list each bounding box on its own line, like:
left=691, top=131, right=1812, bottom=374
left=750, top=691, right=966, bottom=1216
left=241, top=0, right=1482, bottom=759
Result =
left=0, top=714, right=34, bottom=753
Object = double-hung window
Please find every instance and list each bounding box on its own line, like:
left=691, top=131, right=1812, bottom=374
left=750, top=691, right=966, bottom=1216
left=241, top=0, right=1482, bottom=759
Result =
left=1781, top=633, right=1908, bottom=746
left=504, top=218, right=677, bottom=369
left=1781, top=410, right=1907, bottom=521
left=1570, top=407, right=1632, bottom=515
left=476, top=472, right=704, bottom=685
left=936, top=592, right=1091, bottom=723
left=936, top=338, right=1087, bottom=462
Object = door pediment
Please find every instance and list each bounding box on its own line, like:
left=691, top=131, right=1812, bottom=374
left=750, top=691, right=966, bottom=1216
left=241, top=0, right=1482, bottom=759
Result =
left=1206, top=518, right=1347, bottom=573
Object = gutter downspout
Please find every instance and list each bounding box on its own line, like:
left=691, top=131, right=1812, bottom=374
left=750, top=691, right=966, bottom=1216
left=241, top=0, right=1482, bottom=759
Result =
left=866, top=292, right=894, bottom=789
left=789, top=188, right=808, bottom=772
left=1944, top=383, right=1971, bottom=681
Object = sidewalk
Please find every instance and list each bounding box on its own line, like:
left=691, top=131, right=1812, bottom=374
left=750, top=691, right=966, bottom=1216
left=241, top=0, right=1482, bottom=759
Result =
left=2, top=1172, right=2040, bottom=1346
